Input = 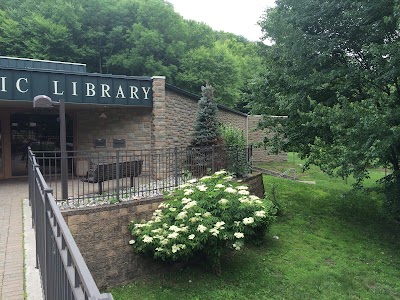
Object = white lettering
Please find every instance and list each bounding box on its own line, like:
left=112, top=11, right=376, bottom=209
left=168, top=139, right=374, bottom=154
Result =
left=86, top=83, right=96, bottom=97
left=142, top=87, right=151, bottom=99
left=53, top=81, right=64, bottom=95
left=130, top=86, right=139, bottom=99
left=16, top=78, right=28, bottom=93
left=0, top=77, right=6, bottom=92
left=71, top=82, right=78, bottom=96
left=101, top=84, right=111, bottom=98
left=115, top=85, right=125, bottom=98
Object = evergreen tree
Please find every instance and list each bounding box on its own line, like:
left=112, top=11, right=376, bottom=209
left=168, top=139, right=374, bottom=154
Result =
left=191, top=84, right=220, bottom=146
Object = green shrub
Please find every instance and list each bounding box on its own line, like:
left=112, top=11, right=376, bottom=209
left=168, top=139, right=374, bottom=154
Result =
left=220, top=124, right=250, bottom=177
left=128, top=170, right=276, bottom=274
left=220, top=124, right=246, bottom=148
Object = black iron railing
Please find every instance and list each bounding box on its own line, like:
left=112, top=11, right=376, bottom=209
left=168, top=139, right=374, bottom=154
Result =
left=28, top=149, right=114, bottom=300
left=31, top=145, right=252, bottom=208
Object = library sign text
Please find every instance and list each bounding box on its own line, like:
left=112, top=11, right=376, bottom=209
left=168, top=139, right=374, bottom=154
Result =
left=0, top=68, right=153, bottom=107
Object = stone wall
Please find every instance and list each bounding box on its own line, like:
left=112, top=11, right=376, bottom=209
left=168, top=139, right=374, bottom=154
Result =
left=164, top=88, right=247, bottom=149
left=76, top=107, right=152, bottom=151
left=73, top=82, right=286, bottom=164
left=152, top=76, right=168, bottom=150
left=247, top=115, right=287, bottom=163
left=62, top=173, right=265, bottom=289
left=164, top=89, right=198, bottom=148
left=62, top=197, right=165, bottom=290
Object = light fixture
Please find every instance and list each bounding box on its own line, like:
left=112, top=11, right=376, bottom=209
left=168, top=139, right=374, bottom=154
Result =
left=99, top=106, right=107, bottom=119
left=33, top=95, right=68, bottom=200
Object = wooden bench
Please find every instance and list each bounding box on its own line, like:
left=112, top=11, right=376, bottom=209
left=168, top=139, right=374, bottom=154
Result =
left=82, top=160, right=143, bottom=194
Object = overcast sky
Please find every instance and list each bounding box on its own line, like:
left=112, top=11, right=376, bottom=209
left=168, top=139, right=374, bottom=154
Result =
left=167, top=0, right=276, bottom=41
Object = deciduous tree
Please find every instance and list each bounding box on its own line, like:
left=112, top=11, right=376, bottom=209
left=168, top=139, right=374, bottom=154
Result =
left=254, top=0, right=400, bottom=214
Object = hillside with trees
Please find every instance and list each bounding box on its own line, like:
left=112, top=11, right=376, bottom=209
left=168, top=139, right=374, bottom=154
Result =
left=0, top=0, right=263, bottom=109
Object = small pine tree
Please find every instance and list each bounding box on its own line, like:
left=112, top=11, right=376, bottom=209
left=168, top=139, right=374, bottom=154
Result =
left=191, top=84, right=220, bottom=146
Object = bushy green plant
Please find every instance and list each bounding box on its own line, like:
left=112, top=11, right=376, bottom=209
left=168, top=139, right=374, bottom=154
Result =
left=128, top=170, right=276, bottom=275
left=220, top=124, right=250, bottom=177
left=220, top=124, right=246, bottom=148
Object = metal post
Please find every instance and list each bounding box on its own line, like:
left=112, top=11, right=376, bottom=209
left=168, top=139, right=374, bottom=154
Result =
left=116, top=150, right=120, bottom=202
left=174, top=147, right=178, bottom=187
left=212, top=146, right=215, bottom=173
left=59, top=99, right=68, bottom=200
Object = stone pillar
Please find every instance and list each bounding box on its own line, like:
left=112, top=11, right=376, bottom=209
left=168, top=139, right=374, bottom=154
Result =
left=151, top=76, right=167, bottom=179
left=151, top=76, right=167, bottom=150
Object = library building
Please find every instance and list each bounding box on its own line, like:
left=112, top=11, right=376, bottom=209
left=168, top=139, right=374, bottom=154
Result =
left=0, top=56, right=282, bottom=180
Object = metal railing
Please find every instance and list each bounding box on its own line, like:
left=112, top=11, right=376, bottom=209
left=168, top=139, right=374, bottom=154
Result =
left=31, top=145, right=252, bottom=208
left=28, top=149, right=114, bottom=300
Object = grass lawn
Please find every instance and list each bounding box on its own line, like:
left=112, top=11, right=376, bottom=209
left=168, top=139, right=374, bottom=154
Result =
left=109, top=155, right=400, bottom=299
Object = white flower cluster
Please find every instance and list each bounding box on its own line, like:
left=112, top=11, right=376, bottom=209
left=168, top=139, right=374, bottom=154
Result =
left=254, top=210, right=266, bottom=218
left=183, top=200, right=197, bottom=210
left=234, top=232, right=244, bottom=239
left=218, top=198, right=229, bottom=205
left=172, top=244, right=186, bottom=253
left=184, top=189, right=194, bottom=195
left=143, top=235, right=153, bottom=243
left=200, top=176, right=212, bottom=181
left=243, top=217, right=255, bottom=225
left=232, top=243, right=241, bottom=250
left=197, top=185, right=208, bottom=192
left=197, top=224, right=207, bottom=233
left=128, top=169, right=274, bottom=262
left=224, top=187, right=237, bottom=194
left=209, top=221, right=226, bottom=237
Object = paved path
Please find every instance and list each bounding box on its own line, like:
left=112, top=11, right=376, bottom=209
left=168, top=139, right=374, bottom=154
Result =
left=0, top=179, right=26, bottom=300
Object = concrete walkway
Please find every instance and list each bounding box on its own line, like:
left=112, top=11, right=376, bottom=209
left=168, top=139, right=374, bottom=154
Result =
left=0, top=179, right=26, bottom=299
left=0, top=179, right=43, bottom=300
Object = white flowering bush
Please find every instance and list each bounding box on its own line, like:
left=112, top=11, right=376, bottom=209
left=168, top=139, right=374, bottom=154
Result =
left=128, top=170, right=276, bottom=274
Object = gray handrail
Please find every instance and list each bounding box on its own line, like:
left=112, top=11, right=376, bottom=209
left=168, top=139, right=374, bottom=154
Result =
left=28, top=147, right=113, bottom=300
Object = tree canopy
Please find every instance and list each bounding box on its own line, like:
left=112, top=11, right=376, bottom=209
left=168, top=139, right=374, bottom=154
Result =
left=0, top=0, right=263, bottom=108
left=253, top=0, right=400, bottom=213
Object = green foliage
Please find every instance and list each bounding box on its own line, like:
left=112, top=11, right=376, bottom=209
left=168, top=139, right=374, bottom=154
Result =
left=253, top=0, right=400, bottom=212
left=191, top=84, right=220, bottom=147
left=220, top=124, right=246, bottom=148
left=112, top=166, right=400, bottom=300
left=128, top=170, right=276, bottom=274
left=0, top=0, right=263, bottom=108
left=219, top=124, right=250, bottom=177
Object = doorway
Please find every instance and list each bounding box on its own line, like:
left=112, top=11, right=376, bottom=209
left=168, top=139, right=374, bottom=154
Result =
left=11, top=113, right=73, bottom=176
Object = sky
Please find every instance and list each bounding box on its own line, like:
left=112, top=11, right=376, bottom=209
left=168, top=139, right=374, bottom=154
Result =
left=166, top=0, right=276, bottom=42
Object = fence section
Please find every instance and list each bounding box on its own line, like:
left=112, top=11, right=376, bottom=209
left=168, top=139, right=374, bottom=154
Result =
left=32, top=145, right=252, bottom=207
left=28, top=149, right=114, bottom=300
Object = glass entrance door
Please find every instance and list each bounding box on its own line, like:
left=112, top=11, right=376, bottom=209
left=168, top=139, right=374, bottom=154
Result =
left=11, top=113, right=73, bottom=176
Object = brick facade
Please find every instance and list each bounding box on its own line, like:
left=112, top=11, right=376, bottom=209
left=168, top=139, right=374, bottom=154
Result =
left=76, top=107, right=152, bottom=151
left=164, top=88, right=247, bottom=148
left=74, top=81, right=285, bottom=163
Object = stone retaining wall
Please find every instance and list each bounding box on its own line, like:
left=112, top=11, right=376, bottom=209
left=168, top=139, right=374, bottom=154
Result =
left=62, top=197, right=165, bottom=289
left=62, top=173, right=265, bottom=289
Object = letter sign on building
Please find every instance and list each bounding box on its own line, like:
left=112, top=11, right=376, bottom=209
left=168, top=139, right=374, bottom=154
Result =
left=0, top=67, right=153, bottom=107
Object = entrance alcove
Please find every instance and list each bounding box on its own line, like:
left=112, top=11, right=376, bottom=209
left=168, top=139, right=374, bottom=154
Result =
left=10, top=113, right=73, bottom=176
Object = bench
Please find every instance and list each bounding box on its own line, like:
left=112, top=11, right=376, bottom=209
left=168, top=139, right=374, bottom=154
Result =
left=81, top=160, right=143, bottom=195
